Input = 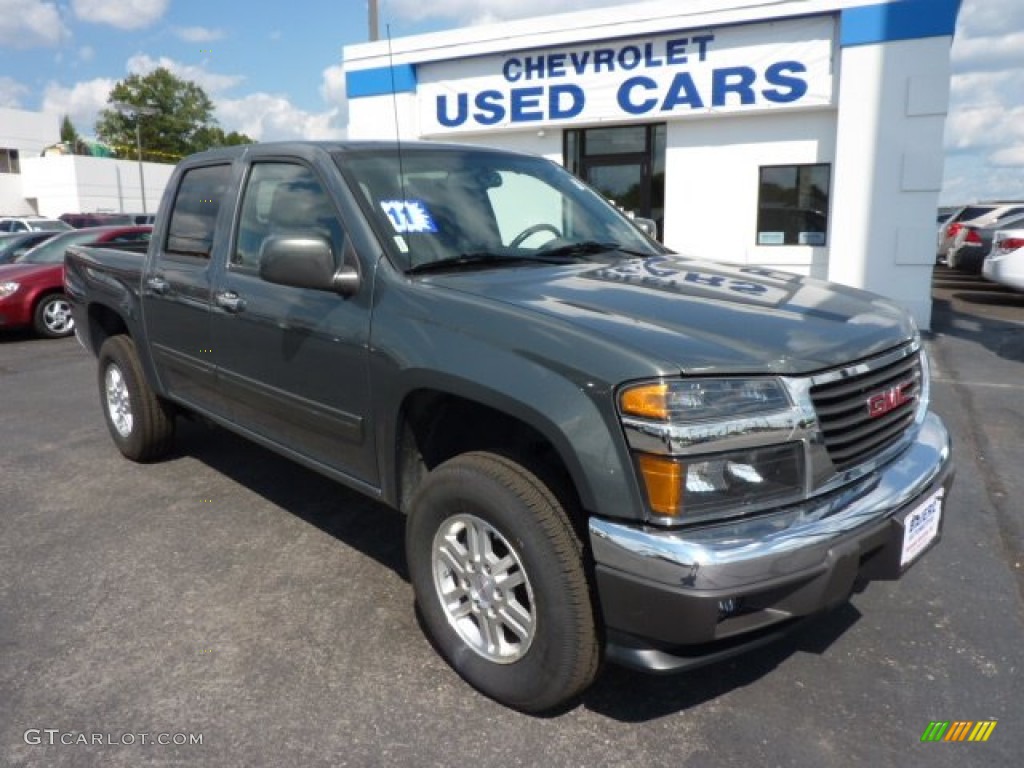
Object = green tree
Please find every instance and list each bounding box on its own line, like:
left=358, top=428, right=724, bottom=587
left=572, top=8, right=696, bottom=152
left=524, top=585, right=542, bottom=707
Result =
left=60, top=114, right=78, bottom=144
left=59, top=115, right=89, bottom=155
left=95, top=68, right=253, bottom=162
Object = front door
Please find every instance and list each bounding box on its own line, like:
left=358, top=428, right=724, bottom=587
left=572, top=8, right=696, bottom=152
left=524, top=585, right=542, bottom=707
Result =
left=210, top=160, right=376, bottom=486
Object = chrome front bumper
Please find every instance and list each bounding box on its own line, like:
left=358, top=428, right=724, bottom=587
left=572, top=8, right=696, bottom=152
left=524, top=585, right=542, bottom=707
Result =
left=589, top=411, right=953, bottom=667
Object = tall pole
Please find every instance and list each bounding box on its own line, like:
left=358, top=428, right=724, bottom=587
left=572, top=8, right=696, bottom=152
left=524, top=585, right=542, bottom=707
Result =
left=113, top=101, right=157, bottom=214
left=135, top=118, right=148, bottom=214
left=369, top=0, right=379, bottom=41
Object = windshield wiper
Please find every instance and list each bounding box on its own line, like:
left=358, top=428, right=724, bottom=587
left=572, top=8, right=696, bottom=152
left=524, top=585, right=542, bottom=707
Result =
left=537, top=241, right=654, bottom=260
left=406, top=251, right=577, bottom=275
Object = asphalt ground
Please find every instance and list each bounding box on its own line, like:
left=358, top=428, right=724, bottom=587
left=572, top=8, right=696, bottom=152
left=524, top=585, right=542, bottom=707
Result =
left=1, top=270, right=1022, bottom=768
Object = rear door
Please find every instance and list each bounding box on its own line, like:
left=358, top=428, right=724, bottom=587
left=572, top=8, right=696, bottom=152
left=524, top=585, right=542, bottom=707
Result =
left=142, top=162, right=234, bottom=417
left=209, top=158, right=376, bottom=484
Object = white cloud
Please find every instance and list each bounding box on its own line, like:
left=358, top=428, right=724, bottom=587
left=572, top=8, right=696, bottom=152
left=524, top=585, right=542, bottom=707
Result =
left=126, top=54, right=245, bottom=94
left=218, top=66, right=348, bottom=141
left=320, top=64, right=347, bottom=106
left=940, top=0, right=1024, bottom=201
left=71, top=0, right=169, bottom=30
left=956, top=0, right=1024, bottom=39
left=173, top=26, right=225, bottom=44
left=41, top=78, right=116, bottom=135
left=386, top=0, right=625, bottom=24
left=951, top=31, right=1024, bottom=74
left=0, top=0, right=68, bottom=48
left=216, top=94, right=343, bottom=142
left=0, top=76, right=29, bottom=108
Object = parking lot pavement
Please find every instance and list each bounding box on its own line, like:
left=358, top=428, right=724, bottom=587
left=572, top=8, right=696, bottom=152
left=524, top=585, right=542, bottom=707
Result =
left=1, top=278, right=1022, bottom=768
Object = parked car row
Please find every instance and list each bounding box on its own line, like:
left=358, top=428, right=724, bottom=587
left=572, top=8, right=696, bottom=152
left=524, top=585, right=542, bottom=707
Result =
left=937, top=202, right=1024, bottom=293
left=937, top=202, right=1024, bottom=270
left=0, top=212, right=155, bottom=233
left=0, top=215, right=71, bottom=233
left=0, top=225, right=151, bottom=338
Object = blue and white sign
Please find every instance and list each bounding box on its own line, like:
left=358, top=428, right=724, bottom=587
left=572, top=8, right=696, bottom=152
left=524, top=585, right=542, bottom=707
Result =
left=417, top=17, right=835, bottom=135
left=379, top=199, right=438, bottom=234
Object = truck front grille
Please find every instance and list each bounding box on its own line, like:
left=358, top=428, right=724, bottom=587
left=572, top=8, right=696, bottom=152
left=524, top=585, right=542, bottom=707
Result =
left=810, top=348, right=922, bottom=471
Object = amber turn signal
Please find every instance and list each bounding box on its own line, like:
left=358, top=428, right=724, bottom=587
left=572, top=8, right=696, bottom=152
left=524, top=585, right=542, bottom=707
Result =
left=636, top=454, right=683, bottom=517
left=620, top=382, right=669, bottom=420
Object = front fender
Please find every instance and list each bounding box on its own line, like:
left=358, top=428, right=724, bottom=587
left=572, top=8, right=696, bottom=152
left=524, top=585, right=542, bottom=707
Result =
left=369, top=317, right=645, bottom=522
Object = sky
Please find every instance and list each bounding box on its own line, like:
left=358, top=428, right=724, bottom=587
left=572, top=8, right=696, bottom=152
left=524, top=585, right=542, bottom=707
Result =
left=0, top=0, right=1020, bottom=205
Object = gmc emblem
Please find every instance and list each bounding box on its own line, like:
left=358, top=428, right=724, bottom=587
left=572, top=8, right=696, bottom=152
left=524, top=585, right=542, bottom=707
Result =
left=866, top=382, right=913, bottom=418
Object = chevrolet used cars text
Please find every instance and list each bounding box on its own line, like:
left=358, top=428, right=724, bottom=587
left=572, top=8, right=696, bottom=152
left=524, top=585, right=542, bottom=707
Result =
left=64, top=141, right=953, bottom=712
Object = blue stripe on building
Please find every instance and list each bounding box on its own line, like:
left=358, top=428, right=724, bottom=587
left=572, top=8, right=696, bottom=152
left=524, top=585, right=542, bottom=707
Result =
left=346, top=64, right=418, bottom=99
left=840, top=0, right=961, bottom=47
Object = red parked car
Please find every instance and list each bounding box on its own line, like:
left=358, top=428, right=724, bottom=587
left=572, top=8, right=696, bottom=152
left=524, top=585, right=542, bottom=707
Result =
left=0, top=225, right=151, bottom=338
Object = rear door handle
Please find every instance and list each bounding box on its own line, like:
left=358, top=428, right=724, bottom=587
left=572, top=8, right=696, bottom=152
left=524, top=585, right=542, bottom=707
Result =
left=146, top=276, right=170, bottom=295
left=214, top=291, right=246, bottom=313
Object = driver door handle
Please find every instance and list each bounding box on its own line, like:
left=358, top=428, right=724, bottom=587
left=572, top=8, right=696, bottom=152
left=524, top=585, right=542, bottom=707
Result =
left=146, top=276, right=170, bottom=295
left=214, top=291, right=246, bottom=313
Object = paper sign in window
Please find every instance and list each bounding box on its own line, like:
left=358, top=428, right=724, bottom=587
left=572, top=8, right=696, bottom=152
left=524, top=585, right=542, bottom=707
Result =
left=380, top=200, right=438, bottom=234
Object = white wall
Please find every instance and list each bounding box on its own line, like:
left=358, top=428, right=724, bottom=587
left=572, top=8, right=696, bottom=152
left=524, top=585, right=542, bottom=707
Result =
left=0, top=107, right=61, bottom=215
left=21, top=155, right=175, bottom=217
left=663, top=109, right=836, bottom=278
left=0, top=107, right=60, bottom=155
left=828, top=36, right=951, bottom=329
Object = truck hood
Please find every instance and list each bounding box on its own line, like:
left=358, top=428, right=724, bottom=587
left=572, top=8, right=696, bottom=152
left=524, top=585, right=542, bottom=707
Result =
left=431, top=254, right=916, bottom=375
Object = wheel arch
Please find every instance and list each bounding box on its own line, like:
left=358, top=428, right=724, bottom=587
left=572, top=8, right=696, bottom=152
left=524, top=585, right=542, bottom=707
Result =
left=391, top=382, right=597, bottom=532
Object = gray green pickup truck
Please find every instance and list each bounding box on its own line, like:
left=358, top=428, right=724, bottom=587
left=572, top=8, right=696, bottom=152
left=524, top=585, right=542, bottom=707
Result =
left=65, top=141, right=953, bottom=713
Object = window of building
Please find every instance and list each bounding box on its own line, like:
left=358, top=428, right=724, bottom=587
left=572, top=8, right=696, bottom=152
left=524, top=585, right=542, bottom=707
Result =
left=165, top=164, right=232, bottom=258
left=0, top=149, right=21, bottom=174
left=756, top=164, right=831, bottom=246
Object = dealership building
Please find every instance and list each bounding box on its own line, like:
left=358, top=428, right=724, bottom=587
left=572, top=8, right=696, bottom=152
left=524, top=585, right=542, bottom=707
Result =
left=344, top=0, right=961, bottom=328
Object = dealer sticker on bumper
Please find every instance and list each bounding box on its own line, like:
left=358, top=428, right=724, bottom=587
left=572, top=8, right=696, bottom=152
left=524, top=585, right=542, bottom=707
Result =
left=901, top=489, right=944, bottom=567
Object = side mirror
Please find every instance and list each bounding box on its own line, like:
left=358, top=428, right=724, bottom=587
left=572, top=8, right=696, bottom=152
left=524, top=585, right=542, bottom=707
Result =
left=633, top=217, right=658, bottom=240
left=259, top=234, right=361, bottom=296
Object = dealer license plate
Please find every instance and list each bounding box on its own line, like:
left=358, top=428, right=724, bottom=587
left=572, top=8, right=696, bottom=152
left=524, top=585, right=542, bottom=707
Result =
left=900, top=489, right=944, bottom=567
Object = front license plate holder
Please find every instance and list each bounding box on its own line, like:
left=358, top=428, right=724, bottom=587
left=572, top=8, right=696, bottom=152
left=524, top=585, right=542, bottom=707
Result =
left=899, top=488, right=944, bottom=569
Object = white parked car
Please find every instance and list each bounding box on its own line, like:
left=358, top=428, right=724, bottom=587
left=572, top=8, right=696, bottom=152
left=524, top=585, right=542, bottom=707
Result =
left=0, top=216, right=72, bottom=233
left=982, top=229, right=1024, bottom=292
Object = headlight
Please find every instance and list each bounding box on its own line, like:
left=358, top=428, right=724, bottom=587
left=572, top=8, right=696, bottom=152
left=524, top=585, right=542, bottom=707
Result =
left=0, top=281, right=20, bottom=299
left=619, top=378, right=805, bottom=522
left=620, top=378, right=790, bottom=421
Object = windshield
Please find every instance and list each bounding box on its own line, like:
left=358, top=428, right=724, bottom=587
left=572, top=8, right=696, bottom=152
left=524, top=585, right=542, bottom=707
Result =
left=335, top=147, right=660, bottom=271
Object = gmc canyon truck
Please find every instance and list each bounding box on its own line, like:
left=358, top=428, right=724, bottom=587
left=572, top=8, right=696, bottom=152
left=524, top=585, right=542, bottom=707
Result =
left=65, top=141, right=953, bottom=713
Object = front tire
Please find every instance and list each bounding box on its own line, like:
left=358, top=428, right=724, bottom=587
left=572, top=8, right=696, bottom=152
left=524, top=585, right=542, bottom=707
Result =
left=33, top=293, right=74, bottom=338
left=406, top=452, right=600, bottom=713
left=97, top=335, right=175, bottom=462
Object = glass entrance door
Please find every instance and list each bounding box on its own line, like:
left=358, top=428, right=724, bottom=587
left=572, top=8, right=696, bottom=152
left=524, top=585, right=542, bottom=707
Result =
left=565, top=124, right=665, bottom=239
left=582, top=159, right=646, bottom=215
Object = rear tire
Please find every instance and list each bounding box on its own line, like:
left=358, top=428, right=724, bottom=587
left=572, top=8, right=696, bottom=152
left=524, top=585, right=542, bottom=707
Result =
left=406, top=451, right=600, bottom=713
left=97, top=335, right=175, bottom=462
left=33, top=293, right=74, bottom=338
